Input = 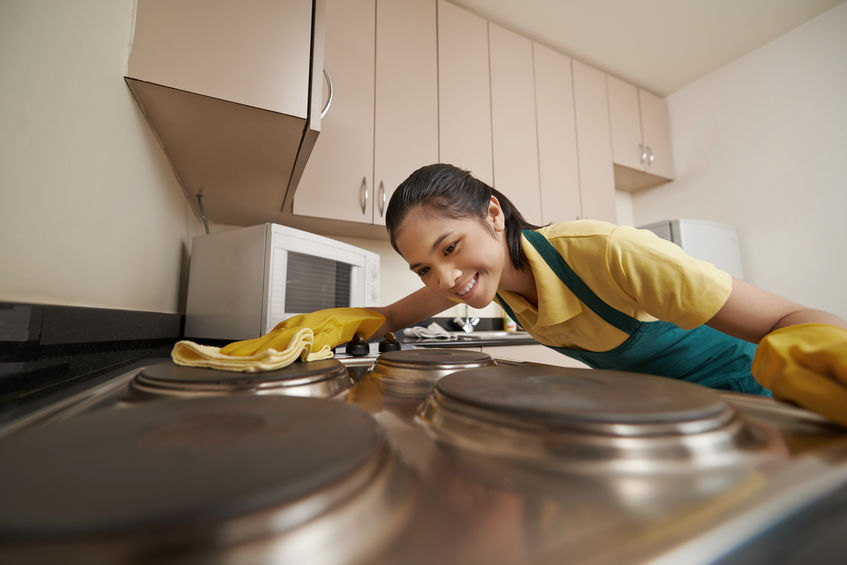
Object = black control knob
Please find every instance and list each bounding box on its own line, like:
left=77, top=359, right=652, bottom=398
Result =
left=378, top=331, right=402, bottom=353
left=345, top=333, right=370, bottom=357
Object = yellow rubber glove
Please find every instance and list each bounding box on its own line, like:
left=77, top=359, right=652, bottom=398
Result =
left=752, top=323, right=847, bottom=427
left=221, top=307, right=385, bottom=356
left=171, top=308, right=385, bottom=372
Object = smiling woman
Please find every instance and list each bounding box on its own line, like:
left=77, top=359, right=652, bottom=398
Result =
left=364, top=163, right=847, bottom=426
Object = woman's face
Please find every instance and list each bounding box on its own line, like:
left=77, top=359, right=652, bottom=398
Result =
left=393, top=200, right=508, bottom=309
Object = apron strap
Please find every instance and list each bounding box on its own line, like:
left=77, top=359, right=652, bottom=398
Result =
left=522, top=230, right=641, bottom=335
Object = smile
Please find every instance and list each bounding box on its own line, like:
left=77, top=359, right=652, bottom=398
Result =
left=456, top=275, right=478, bottom=297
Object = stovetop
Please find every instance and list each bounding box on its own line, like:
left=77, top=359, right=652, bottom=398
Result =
left=2, top=350, right=847, bottom=565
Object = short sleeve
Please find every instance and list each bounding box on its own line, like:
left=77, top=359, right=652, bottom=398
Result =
left=605, top=225, right=732, bottom=329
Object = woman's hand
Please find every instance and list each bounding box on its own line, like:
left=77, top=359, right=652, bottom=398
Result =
left=708, top=278, right=847, bottom=426
left=752, top=324, right=847, bottom=427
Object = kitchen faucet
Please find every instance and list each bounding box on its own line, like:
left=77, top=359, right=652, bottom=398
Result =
left=452, top=304, right=480, bottom=333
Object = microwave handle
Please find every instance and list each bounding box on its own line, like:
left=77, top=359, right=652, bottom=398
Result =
left=359, top=177, right=369, bottom=215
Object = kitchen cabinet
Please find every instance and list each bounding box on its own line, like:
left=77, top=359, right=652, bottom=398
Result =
left=488, top=23, right=542, bottom=225
left=373, top=0, right=439, bottom=226
left=607, top=75, right=675, bottom=191
left=572, top=61, right=617, bottom=223
left=290, top=0, right=375, bottom=225
left=292, top=0, right=438, bottom=230
left=125, top=0, right=324, bottom=226
left=437, top=0, right=493, bottom=185
left=532, top=42, right=582, bottom=223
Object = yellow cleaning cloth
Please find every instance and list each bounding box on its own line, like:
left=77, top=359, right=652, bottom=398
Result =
left=172, top=308, right=385, bottom=372
left=752, top=323, right=847, bottom=427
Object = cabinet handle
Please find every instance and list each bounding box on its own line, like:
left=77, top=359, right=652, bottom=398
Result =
left=359, top=176, right=369, bottom=215
left=320, top=65, right=334, bottom=119
left=378, top=181, right=386, bottom=217
left=639, top=143, right=648, bottom=165
left=647, top=146, right=655, bottom=166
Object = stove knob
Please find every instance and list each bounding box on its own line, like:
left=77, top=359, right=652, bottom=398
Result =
left=378, top=331, right=402, bottom=353
left=345, top=333, right=370, bottom=357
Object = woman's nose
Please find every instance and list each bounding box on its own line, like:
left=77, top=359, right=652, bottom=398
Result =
left=436, top=265, right=460, bottom=290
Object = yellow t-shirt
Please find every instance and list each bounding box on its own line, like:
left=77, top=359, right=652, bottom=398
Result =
left=498, top=220, right=733, bottom=352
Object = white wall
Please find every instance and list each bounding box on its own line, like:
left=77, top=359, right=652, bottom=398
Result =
left=0, top=0, right=201, bottom=313
left=632, top=3, right=847, bottom=319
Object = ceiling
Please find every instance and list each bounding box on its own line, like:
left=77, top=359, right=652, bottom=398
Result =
left=449, top=0, right=845, bottom=96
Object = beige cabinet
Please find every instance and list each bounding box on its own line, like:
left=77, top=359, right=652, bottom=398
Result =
left=532, top=43, right=582, bottom=223
left=572, top=61, right=617, bottom=223
left=373, top=0, right=439, bottom=226
left=607, top=75, right=674, bottom=191
left=292, top=0, right=374, bottom=224
left=437, top=0, right=493, bottom=185
left=294, top=0, right=438, bottom=228
left=126, top=0, right=324, bottom=226
left=488, top=23, right=542, bottom=225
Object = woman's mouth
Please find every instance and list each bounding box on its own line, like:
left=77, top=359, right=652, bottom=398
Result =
left=456, top=274, right=478, bottom=298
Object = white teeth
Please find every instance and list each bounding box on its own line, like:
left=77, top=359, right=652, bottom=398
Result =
left=457, top=275, right=477, bottom=296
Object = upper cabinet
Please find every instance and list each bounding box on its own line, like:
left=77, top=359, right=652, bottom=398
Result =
left=292, top=0, right=438, bottom=233
left=532, top=43, right=582, bottom=223
left=488, top=23, right=542, bottom=225
left=437, top=0, right=493, bottom=185
left=291, top=0, right=376, bottom=225
left=126, top=0, right=324, bottom=226
left=607, top=75, right=675, bottom=191
left=572, top=61, right=617, bottom=223
left=373, top=0, right=439, bottom=226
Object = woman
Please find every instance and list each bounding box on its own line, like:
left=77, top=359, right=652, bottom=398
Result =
left=367, top=164, right=847, bottom=421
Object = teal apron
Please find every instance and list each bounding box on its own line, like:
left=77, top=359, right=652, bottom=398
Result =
left=496, top=230, right=771, bottom=396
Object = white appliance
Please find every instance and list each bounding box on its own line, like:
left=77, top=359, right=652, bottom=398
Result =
left=185, top=224, right=379, bottom=340
left=638, top=219, right=745, bottom=280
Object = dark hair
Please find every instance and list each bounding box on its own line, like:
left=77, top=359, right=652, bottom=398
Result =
left=385, top=164, right=544, bottom=270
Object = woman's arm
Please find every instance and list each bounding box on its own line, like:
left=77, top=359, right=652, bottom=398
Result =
left=369, top=287, right=456, bottom=337
left=706, top=278, right=847, bottom=342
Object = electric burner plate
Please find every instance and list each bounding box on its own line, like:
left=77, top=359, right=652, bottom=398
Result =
left=133, top=359, right=351, bottom=397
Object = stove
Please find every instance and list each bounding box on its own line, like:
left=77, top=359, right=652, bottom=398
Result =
left=1, top=347, right=847, bottom=564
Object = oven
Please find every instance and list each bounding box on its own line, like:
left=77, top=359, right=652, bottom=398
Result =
left=1, top=340, right=846, bottom=564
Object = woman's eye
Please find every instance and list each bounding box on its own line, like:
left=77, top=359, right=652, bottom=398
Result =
left=444, top=242, right=456, bottom=255
left=418, top=266, right=430, bottom=277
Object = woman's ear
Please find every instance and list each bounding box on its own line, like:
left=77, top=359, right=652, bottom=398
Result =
left=487, top=196, right=505, bottom=232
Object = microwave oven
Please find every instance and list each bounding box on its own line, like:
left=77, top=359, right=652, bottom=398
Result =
left=185, top=224, right=380, bottom=340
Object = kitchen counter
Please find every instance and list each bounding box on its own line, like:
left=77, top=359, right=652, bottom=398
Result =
left=404, top=331, right=537, bottom=348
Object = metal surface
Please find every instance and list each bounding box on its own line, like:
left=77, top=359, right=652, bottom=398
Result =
left=419, top=366, right=767, bottom=473
left=370, top=348, right=495, bottom=397
left=131, top=359, right=352, bottom=398
left=1, top=353, right=846, bottom=564
left=0, top=395, right=417, bottom=565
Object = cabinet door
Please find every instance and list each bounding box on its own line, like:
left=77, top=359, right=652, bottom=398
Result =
left=437, top=0, right=493, bottom=185
left=373, top=0, right=439, bottom=226
left=488, top=22, right=542, bottom=225
left=639, top=89, right=675, bottom=179
left=607, top=75, right=644, bottom=171
left=293, top=0, right=376, bottom=223
left=533, top=42, right=581, bottom=223
left=128, top=0, right=312, bottom=116
left=572, top=61, right=616, bottom=223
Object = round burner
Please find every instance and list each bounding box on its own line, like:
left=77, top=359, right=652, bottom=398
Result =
left=0, top=396, right=405, bottom=561
left=370, top=348, right=495, bottom=397
left=419, top=365, right=763, bottom=472
left=132, top=359, right=352, bottom=398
